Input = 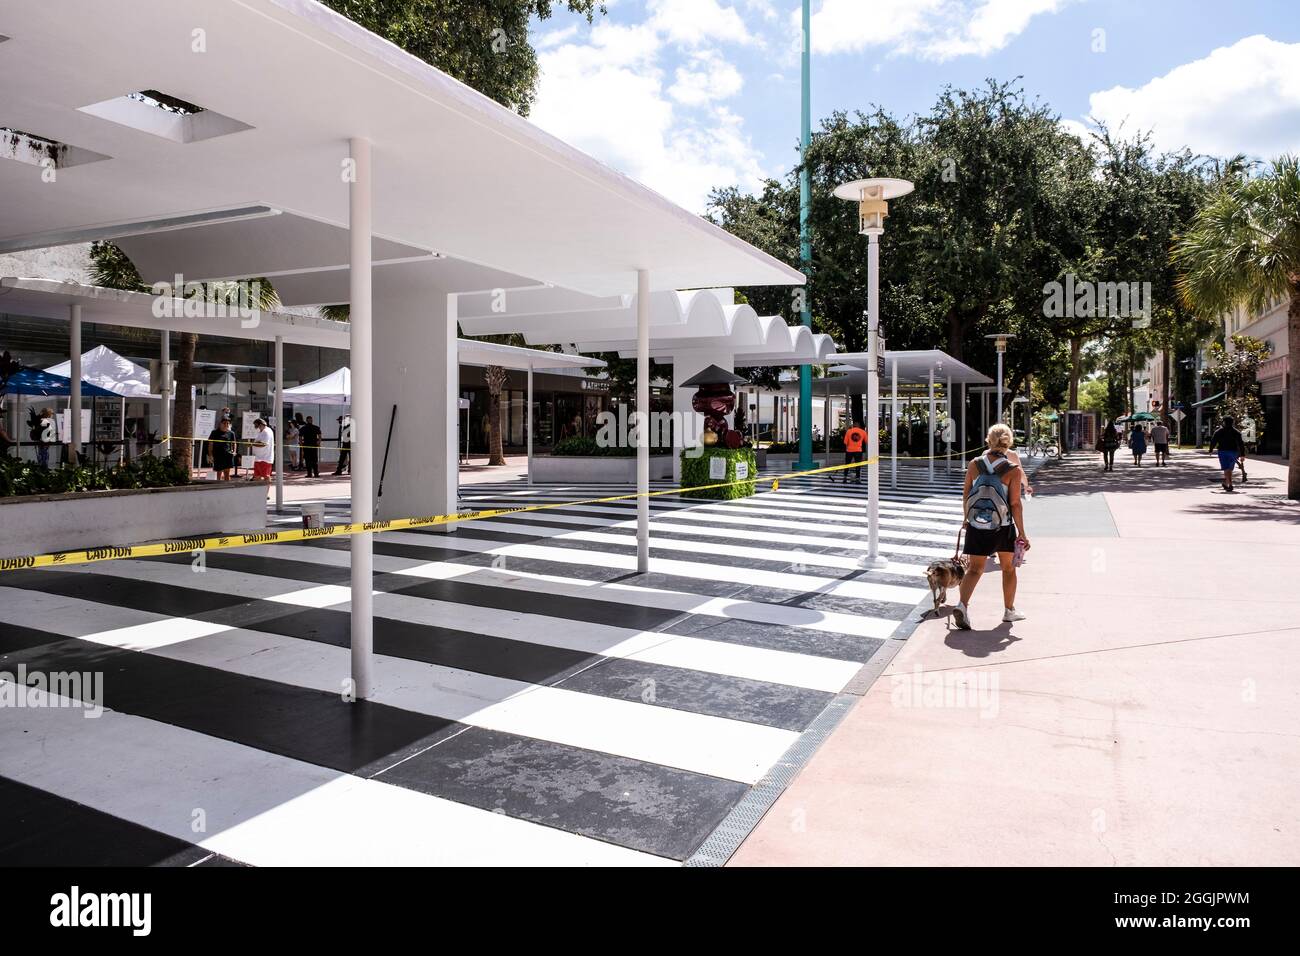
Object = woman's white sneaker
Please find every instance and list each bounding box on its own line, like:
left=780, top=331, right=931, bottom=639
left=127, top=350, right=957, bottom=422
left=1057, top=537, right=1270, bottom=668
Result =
left=952, top=603, right=971, bottom=630
left=1002, top=607, right=1026, bottom=623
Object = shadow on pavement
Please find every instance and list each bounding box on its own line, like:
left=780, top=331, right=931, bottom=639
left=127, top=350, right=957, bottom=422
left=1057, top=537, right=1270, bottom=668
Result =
left=942, top=621, right=1022, bottom=658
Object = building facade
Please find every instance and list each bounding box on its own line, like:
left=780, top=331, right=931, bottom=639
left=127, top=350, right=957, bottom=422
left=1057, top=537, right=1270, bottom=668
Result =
left=1224, top=297, right=1289, bottom=457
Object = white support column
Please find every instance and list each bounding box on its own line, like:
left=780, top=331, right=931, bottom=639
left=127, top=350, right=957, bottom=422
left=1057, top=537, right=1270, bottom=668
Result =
left=891, top=357, right=899, bottom=489
left=69, top=305, right=82, bottom=465
left=864, top=235, right=886, bottom=569
left=946, top=373, right=953, bottom=473
left=961, top=382, right=967, bottom=467
left=526, top=364, right=534, bottom=485
left=928, top=366, right=936, bottom=484
left=996, top=350, right=1005, bottom=424
left=273, top=335, right=284, bottom=513
left=160, top=329, right=170, bottom=456
left=824, top=376, right=831, bottom=454
left=636, top=268, right=650, bottom=573
left=348, top=136, right=374, bottom=702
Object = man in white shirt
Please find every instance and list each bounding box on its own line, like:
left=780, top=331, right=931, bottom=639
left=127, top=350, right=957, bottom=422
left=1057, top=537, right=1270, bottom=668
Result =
left=1150, top=420, right=1171, bottom=466
left=250, top=417, right=275, bottom=480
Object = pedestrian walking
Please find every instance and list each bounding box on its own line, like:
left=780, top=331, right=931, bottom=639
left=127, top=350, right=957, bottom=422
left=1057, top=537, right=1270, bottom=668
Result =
left=205, top=417, right=237, bottom=480
left=1150, top=420, right=1171, bottom=466
left=249, top=417, right=275, bottom=481
left=285, top=419, right=301, bottom=470
left=299, top=415, right=322, bottom=477
left=1129, top=424, right=1147, bottom=466
left=841, top=423, right=866, bottom=484
left=1208, top=416, right=1246, bottom=493
left=334, top=415, right=351, bottom=475
left=1097, top=419, right=1120, bottom=472
left=953, top=423, right=1030, bottom=629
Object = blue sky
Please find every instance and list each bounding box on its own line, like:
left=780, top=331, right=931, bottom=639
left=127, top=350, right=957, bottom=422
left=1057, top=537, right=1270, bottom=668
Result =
left=528, top=0, right=1300, bottom=213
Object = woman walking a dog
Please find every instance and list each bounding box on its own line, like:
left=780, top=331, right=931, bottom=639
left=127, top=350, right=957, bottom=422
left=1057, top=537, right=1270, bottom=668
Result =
left=952, top=423, right=1030, bottom=629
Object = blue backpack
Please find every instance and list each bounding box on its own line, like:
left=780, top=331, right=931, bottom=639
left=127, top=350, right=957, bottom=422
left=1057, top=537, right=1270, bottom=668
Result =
left=966, top=456, right=1013, bottom=531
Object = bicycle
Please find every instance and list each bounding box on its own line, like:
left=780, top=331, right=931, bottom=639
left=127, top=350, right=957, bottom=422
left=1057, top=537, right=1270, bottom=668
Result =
left=1030, top=436, right=1061, bottom=459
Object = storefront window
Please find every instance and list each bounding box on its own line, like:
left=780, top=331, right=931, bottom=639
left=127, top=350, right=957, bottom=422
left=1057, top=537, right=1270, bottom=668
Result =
left=509, top=390, right=525, bottom=446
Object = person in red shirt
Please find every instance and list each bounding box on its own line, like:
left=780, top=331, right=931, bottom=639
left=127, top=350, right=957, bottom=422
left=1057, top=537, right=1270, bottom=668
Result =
left=841, top=424, right=867, bottom=484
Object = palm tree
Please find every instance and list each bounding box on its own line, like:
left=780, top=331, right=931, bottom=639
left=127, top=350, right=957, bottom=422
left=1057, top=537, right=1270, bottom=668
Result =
left=484, top=364, right=509, bottom=466
left=1173, top=155, right=1300, bottom=499
left=90, top=243, right=280, bottom=471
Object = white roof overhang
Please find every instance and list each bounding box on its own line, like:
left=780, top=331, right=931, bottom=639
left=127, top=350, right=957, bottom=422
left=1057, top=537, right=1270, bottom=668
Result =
left=0, top=279, right=606, bottom=372
left=833, top=349, right=992, bottom=386
left=0, top=0, right=805, bottom=298
left=458, top=287, right=837, bottom=366
left=0, top=277, right=351, bottom=349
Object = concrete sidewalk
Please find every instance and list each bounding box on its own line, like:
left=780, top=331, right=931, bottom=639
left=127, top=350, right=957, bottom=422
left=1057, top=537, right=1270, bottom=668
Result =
left=731, top=448, right=1300, bottom=866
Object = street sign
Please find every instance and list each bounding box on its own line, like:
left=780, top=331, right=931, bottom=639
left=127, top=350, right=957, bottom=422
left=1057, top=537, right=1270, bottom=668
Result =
left=1169, top=409, right=1185, bottom=423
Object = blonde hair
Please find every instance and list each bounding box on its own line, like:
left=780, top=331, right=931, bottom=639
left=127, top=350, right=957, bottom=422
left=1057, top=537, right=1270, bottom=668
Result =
left=985, top=423, right=1013, bottom=452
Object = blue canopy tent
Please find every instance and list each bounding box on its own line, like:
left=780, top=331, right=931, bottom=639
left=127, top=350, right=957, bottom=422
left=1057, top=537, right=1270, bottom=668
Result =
left=2, top=368, right=118, bottom=398
left=2, top=369, right=118, bottom=463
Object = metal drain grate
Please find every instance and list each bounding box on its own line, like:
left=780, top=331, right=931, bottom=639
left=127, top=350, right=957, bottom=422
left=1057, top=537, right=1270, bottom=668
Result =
left=683, top=527, right=948, bottom=866
left=684, top=693, right=856, bottom=867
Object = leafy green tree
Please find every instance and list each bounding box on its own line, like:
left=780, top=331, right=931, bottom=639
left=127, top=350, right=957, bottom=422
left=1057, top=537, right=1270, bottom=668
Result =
left=1205, top=334, right=1271, bottom=442
left=1174, top=156, right=1300, bottom=498
left=711, top=82, right=1100, bottom=420
left=320, top=0, right=604, bottom=115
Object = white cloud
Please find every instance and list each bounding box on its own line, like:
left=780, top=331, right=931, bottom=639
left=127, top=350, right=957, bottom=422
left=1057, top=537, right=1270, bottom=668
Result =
left=530, top=8, right=766, bottom=213
left=647, top=0, right=753, bottom=47
left=1077, top=35, right=1300, bottom=159
left=669, top=52, right=744, bottom=105
left=806, top=0, right=1071, bottom=61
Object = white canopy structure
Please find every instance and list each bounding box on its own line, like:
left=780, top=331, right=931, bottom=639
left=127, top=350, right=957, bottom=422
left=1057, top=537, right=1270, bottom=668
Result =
left=835, top=350, right=994, bottom=485
left=44, top=344, right=158, bottom=399
left=283, top=366, right=351, bottom=406
left=461, top=287, right=837, bottom=480
left=2, top=0, right=804, bottom=699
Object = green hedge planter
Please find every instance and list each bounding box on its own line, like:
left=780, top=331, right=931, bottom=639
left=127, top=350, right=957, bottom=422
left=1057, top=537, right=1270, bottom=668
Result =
left=680, top=446, right=757, bottom=500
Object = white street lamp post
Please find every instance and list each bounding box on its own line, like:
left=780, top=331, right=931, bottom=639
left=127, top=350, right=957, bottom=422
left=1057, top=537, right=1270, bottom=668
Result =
left=985, top=332, right=1015, bottom=426
left=834, top=177, right=913, bottom=570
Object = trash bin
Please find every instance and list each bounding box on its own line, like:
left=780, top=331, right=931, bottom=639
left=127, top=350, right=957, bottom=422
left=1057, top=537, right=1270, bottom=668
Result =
left=301, top=503, right=326, bottom=530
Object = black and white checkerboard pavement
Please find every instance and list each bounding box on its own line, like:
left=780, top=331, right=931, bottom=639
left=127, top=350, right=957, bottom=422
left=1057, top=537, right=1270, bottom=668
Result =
left=0, top=464, right=965, bottom=866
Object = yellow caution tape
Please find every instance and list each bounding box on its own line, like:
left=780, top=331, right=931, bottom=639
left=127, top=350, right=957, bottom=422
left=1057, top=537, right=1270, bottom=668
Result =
left=0, top=444, right=993, bottom=573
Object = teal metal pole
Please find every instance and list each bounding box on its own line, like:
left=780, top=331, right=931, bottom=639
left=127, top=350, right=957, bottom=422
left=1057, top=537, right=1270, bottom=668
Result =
left=797, top=0, right=813, bottom=470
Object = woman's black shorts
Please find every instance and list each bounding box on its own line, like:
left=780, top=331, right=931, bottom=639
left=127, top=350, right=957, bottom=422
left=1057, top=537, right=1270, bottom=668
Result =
left=963, top=524, right=1017, bottom=557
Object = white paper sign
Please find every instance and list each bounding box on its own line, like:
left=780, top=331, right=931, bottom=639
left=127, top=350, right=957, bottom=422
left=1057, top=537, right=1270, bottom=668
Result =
left=240, top=454, right=256, bottom=469
left=709, top=457, right=726, bottom=480
left=241, top=411, right=261, bottom=438
left=56, top=409, right=93, bottom=444
left=735, top=460, right=749, bottom=480
left=195, top=408, right=217, bottom=436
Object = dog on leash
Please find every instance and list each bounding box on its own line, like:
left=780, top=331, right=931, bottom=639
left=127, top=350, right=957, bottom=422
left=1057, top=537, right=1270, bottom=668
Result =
left=924, top=557, right=967, bottom=619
